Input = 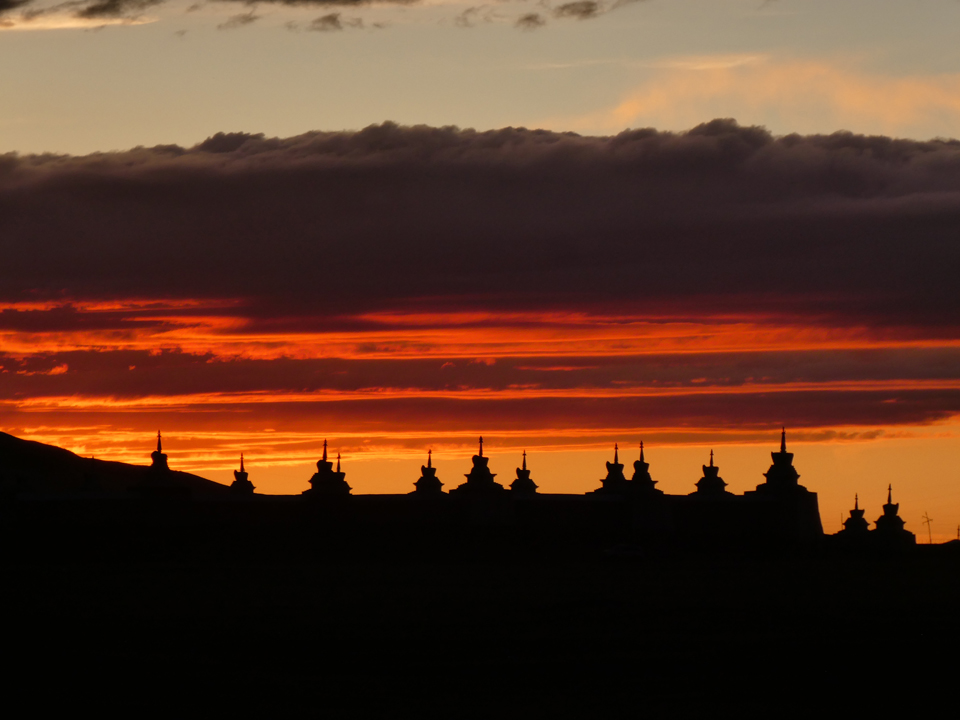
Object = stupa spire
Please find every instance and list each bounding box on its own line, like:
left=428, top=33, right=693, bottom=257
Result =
left=854, top=493, right=859, bottom=510
left=412, top=447, right=442, bottom=495
left=150, top=430, right=169, bottom=471
left=336, top=452, right=341, bottom=472
left=614, top=443, right=619, bottom=464
left=887, top=484, right=892, bottom=504
left=751, top=428, right=802, bottom=495
left=451, top=435, right=503, bottom=495
left=640, top=441, right=645, bottom=462
left=694, top=448, right=727, bottom=496
left=230, top=451, right=254, bottom=494
left=322, top=439, right=328, bottom=462
left=510, top=449, right=537, bottom=494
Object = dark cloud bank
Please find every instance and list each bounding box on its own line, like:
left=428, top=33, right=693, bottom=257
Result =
left=2, top=120, right=959, bottom=333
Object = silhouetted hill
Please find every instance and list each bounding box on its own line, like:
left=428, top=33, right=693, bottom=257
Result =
left=0, top=431, right=229, bottom=498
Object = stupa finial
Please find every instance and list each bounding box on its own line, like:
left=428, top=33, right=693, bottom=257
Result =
left=322, top=439, right=328, bottom=462
left=854, top=493, right=859, bottom=510
left=479, top=436, right=484, bottom=458
left=781, top=427, right=786, bottom=453
left=157, top=430, right=162, bottom=453
left=240, top=453, right=244, bottom=472
left=428, top=449, right=432, bottom=468
left=640, top=441, right=645, bottom=462
left=887, top=484, right=893, bottom=504
left=614, top=443, right=619, bottom=464
left=336, top=452, right=341, bottom=472
left=522, top=450, right=527, bottom=471
left=710, top=449, right=714, bottom=467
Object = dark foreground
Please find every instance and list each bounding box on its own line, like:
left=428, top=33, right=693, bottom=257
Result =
left=3, top=507, right=958, bottom=715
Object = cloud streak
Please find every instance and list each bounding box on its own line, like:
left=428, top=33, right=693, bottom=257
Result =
left=0, top=0, right=641, bottom=31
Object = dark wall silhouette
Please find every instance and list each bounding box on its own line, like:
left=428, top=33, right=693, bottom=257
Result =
left=0, top=429, right=930, bottom=551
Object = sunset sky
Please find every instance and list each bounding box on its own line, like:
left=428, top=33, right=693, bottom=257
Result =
left=2, top=0, right=959, bottom=539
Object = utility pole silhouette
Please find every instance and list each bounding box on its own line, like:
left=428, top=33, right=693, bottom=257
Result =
left=921, top=512, right=933, bottom=544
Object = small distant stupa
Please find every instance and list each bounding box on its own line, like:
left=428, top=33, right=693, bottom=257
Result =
left=693, top=450, right=729, bottom=497
left=412, top=449, right=444, bottom=495
left=230, top=453, right=255, bottom=495
left=629, top=442, right=663, bottom=497
left=838, top=494, right=869, bottom=538
left=510, top=450, right=538, bottom=495
left=151, top=431, right=169, bottom=471
left=137, top=430, right=189, bottom=498
left=591, top=444, right=629, bottom=495
left=302, top=440, right=351, bottom=497
left=872, top=485, right=916, bottom=546
left=450, top=437, right=505, bottom=495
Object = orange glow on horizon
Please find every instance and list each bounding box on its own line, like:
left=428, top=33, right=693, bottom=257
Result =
left=3, top=297, right=959, bottom=542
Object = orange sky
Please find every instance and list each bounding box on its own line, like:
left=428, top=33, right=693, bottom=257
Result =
left=2, top=298, right=958, bottom=541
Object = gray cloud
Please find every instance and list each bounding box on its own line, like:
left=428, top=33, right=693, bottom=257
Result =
left=0, top=0, right=413, bottom=20
left=308, top=11, right=362, bottom=30
left=553, top=1, right=599, bottom=20
left=454, top=5, right=501, bottom=28
left=0, top=0, right=643, bottom=26
left=515, top=12, right=545, bottom=30
left=216, top=8, right=259, bottom=28
left=0, top=0, right=30, bottom=12
left=1, top=120, right=959, bottom=333
left=75, top=0, right=161, bottom=17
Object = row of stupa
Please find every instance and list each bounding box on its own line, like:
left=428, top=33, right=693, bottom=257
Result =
left=299, top=436, right=537, bottom=498
left=148, top=429, right=915, bottom=544
left=296, top=430, right=812, bottom=500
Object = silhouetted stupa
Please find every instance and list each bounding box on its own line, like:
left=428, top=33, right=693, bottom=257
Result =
left=150, top=431, right=169, bottom=471
left=137, top=430, right=189, bottom=498
left=591, top=444, right=629, bottom=495
left=744, top=430, right=823, bottom=540
left=510, top=451, right=538, bottom=494
left=230, top=454, right=255, bottom=495
left=751, top=429, right=806, bottom=495
left=872, top=485, right=915, bottom=546
left=629, top=442, right=663, bottom=497
left=837, top=494, right=869, bottom=540
left=412, top=449, right=443, bottom=495
left=693, top=450, right=729, bottom=497
left=450, top=437, right=505, bottom=495
left=303, top=440, right=351, bottom=497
